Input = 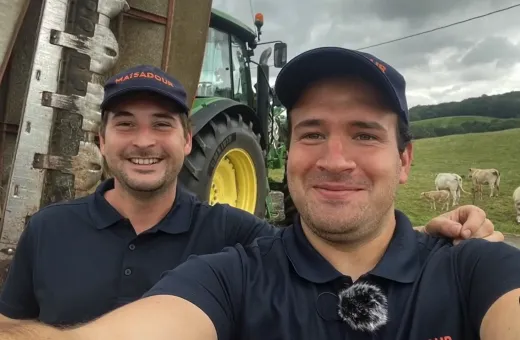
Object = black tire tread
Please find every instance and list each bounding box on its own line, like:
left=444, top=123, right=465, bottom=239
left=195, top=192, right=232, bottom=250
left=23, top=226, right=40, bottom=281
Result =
left=180, top=111, right=267, bottom=217
left=281, top=160, right=297, bottom=226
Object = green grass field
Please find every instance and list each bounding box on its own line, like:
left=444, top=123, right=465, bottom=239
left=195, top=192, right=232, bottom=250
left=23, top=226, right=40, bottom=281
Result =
left=268, top=128, right=520, bottom=234
left=397, top=128, right=520, bottom=234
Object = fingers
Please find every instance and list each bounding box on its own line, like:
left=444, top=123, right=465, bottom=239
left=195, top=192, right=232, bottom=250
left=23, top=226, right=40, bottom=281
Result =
left=461, top=215, right=492, bottom=240
left=420, top=205, right=501, bottom=244
left=483, top=231, right=505, bottom=242
left=422, top=217, right=462, bottom=238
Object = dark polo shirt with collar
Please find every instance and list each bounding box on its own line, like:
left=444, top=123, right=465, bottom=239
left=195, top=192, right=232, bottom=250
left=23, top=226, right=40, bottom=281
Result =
left=0, top=179, right=278, bottom=325
left=144, top=210, right=520, bottom=340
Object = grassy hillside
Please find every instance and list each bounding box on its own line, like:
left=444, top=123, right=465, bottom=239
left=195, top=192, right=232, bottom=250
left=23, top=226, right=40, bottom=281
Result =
left=269, top=128, right=520, bottom=234
left=411, top=115, right=520, bottom=128
left=409, top=90, right=520, bottom=121
left=409, top=115, right=520, bottom=139
left=397, top=128, right=520, bottom=234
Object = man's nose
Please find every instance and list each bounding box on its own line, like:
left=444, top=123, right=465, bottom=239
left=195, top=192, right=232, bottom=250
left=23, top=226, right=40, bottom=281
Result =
left=316, top=136, right=356, bottom=172
left=132, top=127, right=156, bottom=148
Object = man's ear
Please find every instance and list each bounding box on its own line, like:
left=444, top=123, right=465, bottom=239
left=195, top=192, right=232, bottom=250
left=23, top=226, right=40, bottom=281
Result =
left=184, top=130, right=193, bottom=156
left=99, top=132, right=105, bottom=156
left=399, top=143, right=413, bottom=184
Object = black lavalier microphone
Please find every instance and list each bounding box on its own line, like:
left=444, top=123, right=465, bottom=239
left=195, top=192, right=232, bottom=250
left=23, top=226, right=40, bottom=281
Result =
left=337, top=281, right=388, bottom=332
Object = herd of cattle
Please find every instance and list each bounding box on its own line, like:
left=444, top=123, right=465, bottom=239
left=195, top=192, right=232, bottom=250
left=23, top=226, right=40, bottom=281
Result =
left=419, top=168, right=520, bottom=223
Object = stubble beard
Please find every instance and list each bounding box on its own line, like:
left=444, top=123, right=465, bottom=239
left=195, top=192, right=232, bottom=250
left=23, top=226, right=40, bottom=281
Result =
left=109, top=158, right=181, bottom=199
left=299, top=190, right=397, bottom=246
left=294, top=169, right=401, bottom=247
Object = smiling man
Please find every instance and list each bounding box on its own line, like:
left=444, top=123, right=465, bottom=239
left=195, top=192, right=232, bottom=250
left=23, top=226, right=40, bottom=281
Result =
left=0, top=60, right=511, bottom=339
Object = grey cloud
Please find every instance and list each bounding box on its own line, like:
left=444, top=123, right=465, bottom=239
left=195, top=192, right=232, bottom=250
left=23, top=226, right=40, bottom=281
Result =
left=213, top=0, right=520, bottom=106
left=460, top=36, right=520, bottom=66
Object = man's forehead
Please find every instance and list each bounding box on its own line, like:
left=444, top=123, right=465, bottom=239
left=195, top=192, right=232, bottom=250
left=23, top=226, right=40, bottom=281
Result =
left=108, top=109, right=179, bottom=120
left=293, top=77, right=394, bottom=113
left=290, top=105, right=397, bottom=131
left=109, top=92, right=184, bottom=111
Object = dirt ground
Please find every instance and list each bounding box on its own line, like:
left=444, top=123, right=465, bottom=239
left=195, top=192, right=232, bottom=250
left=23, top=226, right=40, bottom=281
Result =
left=505, top=234, right=520, bottom=249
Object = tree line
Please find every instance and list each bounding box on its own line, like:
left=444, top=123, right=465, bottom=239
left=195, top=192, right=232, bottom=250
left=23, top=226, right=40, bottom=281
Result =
left=409, top=91, right=520, bottom=139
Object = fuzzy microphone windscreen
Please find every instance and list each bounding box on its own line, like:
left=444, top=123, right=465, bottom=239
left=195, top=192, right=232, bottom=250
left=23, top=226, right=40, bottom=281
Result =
left=337, top=281, right=388, bottom=333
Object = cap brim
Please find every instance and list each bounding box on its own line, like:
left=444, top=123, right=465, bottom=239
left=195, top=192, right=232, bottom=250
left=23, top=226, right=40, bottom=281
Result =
left=100, top=85, right=190, bottom=114
left=274, top=47, right=401, bottom=114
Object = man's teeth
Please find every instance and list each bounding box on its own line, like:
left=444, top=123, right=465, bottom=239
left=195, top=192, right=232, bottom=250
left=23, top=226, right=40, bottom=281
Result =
left=130, top=158, right=160, bottom=165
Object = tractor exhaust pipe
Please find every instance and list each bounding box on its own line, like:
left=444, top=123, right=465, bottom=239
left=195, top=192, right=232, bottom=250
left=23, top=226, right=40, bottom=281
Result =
left=256, top=47, right=272, bottom=154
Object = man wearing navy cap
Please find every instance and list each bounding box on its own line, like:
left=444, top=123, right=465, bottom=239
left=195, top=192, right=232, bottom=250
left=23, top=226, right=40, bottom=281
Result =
left=0, top=58, right=510, bottom=339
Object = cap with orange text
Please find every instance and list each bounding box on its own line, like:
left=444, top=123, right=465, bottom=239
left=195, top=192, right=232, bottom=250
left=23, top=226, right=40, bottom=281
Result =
left=274, top=47, right=409, bottom=125
left=100, top=64, right=190, bottom=115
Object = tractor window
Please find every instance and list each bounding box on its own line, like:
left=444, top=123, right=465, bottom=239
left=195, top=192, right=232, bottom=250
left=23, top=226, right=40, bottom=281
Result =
left=230, top=35, right=249, bottom=105
left=198, top=28, right=233, bottom=98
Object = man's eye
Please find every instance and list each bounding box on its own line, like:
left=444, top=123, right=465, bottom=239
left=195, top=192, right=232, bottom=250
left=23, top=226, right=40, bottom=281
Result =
left=116, top=122, right=133, bottom=127
left=355, top=134, right=377, bottom=140
left=155, top=122, right=172, bottom=127
left=302, top=133, right=324, bottom=140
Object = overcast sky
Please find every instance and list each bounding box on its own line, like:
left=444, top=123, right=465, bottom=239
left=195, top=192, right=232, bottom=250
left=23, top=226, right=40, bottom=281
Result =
left=212, top=0, right=520, bottom=109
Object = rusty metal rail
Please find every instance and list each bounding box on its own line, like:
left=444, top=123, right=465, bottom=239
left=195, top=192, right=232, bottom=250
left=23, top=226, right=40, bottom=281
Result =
left=122, top=0, right=176, bottom=70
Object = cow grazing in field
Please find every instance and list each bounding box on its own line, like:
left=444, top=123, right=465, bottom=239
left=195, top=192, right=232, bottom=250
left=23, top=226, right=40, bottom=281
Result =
left=468, top=167, right=501, bottom=200
left=434, top=173, right=468, bottom=206
left=420, top=190, right=451, bottom=211
left=513, top=186, right=520, bottom=223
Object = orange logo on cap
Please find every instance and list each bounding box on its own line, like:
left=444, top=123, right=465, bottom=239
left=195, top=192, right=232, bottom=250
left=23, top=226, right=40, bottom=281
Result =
left=369, top=58, right=387, bottom=73
left=115, top=72, right=174, bottom=87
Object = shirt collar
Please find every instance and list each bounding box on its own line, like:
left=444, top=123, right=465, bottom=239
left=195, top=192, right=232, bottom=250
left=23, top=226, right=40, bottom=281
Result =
left=282, top=210, right=421, bottom=284
left=88, top=178, right=194, bottom=234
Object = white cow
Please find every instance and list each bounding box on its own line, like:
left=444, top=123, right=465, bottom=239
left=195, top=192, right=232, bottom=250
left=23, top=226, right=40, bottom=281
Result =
left=468, top=167, right=501, bottom=199
left=513, top=186, right=520, bottom=223
left=420, top=190, right=451, bottom=211
left=434, top=173, right=468, bottom=206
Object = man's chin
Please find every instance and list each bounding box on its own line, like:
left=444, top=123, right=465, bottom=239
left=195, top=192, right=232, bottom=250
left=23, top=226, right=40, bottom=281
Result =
left=302, top=202, right=367, bottom=228
left=118, top=177, right=168, bottom=193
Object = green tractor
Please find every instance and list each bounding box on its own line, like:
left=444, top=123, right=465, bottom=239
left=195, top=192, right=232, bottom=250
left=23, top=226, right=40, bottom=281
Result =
left=178, top=9, right=287, bottom=218
left=0, top=0, right=287, bottom=282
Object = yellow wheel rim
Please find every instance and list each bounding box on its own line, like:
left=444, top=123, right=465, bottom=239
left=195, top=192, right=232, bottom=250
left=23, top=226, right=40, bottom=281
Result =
left=209, top=148, right=257, bottom=214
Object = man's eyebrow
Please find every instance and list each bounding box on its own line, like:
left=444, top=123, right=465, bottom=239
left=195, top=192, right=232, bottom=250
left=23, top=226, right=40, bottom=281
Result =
left=293, top=118, right=323, bottom=130
left=152, top=112, right=177, bottom=120
left=109, top=111, right=177, bottom=120
left=110, top=110, right=134, bottom=118
left=293, top=119, right=387, bottom=131
left=350, top=120, right=387, bottom=131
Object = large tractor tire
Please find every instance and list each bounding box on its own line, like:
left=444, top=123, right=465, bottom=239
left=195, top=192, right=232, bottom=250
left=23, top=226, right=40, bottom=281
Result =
left=181, top=112, right=268, bottom=218
left=280, top=161, right=297, bottom=226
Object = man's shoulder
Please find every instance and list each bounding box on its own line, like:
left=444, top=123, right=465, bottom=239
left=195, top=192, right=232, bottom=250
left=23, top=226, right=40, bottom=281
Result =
left=26, top=194, right=92, bottom=227
left=413, top=230, right=453, bottom=258
left=184, top=192, right=273, bottom=230
left=449, top=237, right=520, bottom=261
left=188, top=196, right=262, bottom=222
left=416, top=236, right=520, bottom=279
left=193, top=229, right=285, bottom=267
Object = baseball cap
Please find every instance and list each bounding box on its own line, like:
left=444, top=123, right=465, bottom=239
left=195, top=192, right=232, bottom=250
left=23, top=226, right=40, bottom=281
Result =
left=274, top=47, right=409, bottom=124
left=100, top=64, right=190, bottom=114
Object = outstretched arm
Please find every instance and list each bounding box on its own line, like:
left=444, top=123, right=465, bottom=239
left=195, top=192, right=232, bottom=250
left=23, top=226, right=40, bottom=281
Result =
left=480, top=288, right=520, bottom=339
left=0, top=295, right=217, bottom=340
left=0, top=246, right=243, bottom=340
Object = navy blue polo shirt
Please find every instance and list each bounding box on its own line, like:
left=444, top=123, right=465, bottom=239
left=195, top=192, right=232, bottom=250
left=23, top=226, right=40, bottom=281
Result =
left=144, top=210, right=520, bottom=339
left=0, top=179, right=278, bottom=325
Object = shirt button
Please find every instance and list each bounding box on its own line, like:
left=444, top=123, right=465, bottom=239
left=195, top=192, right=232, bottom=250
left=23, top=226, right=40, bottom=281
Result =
left=124, top=268, right=132, bottom=276
left=128, top=244, right=136, bottom=251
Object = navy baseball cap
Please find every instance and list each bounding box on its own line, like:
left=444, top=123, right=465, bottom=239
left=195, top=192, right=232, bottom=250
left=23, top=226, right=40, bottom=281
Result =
left=274, top=47, right=409, bottom=124
left=100, top=64, right=190, bottom=114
